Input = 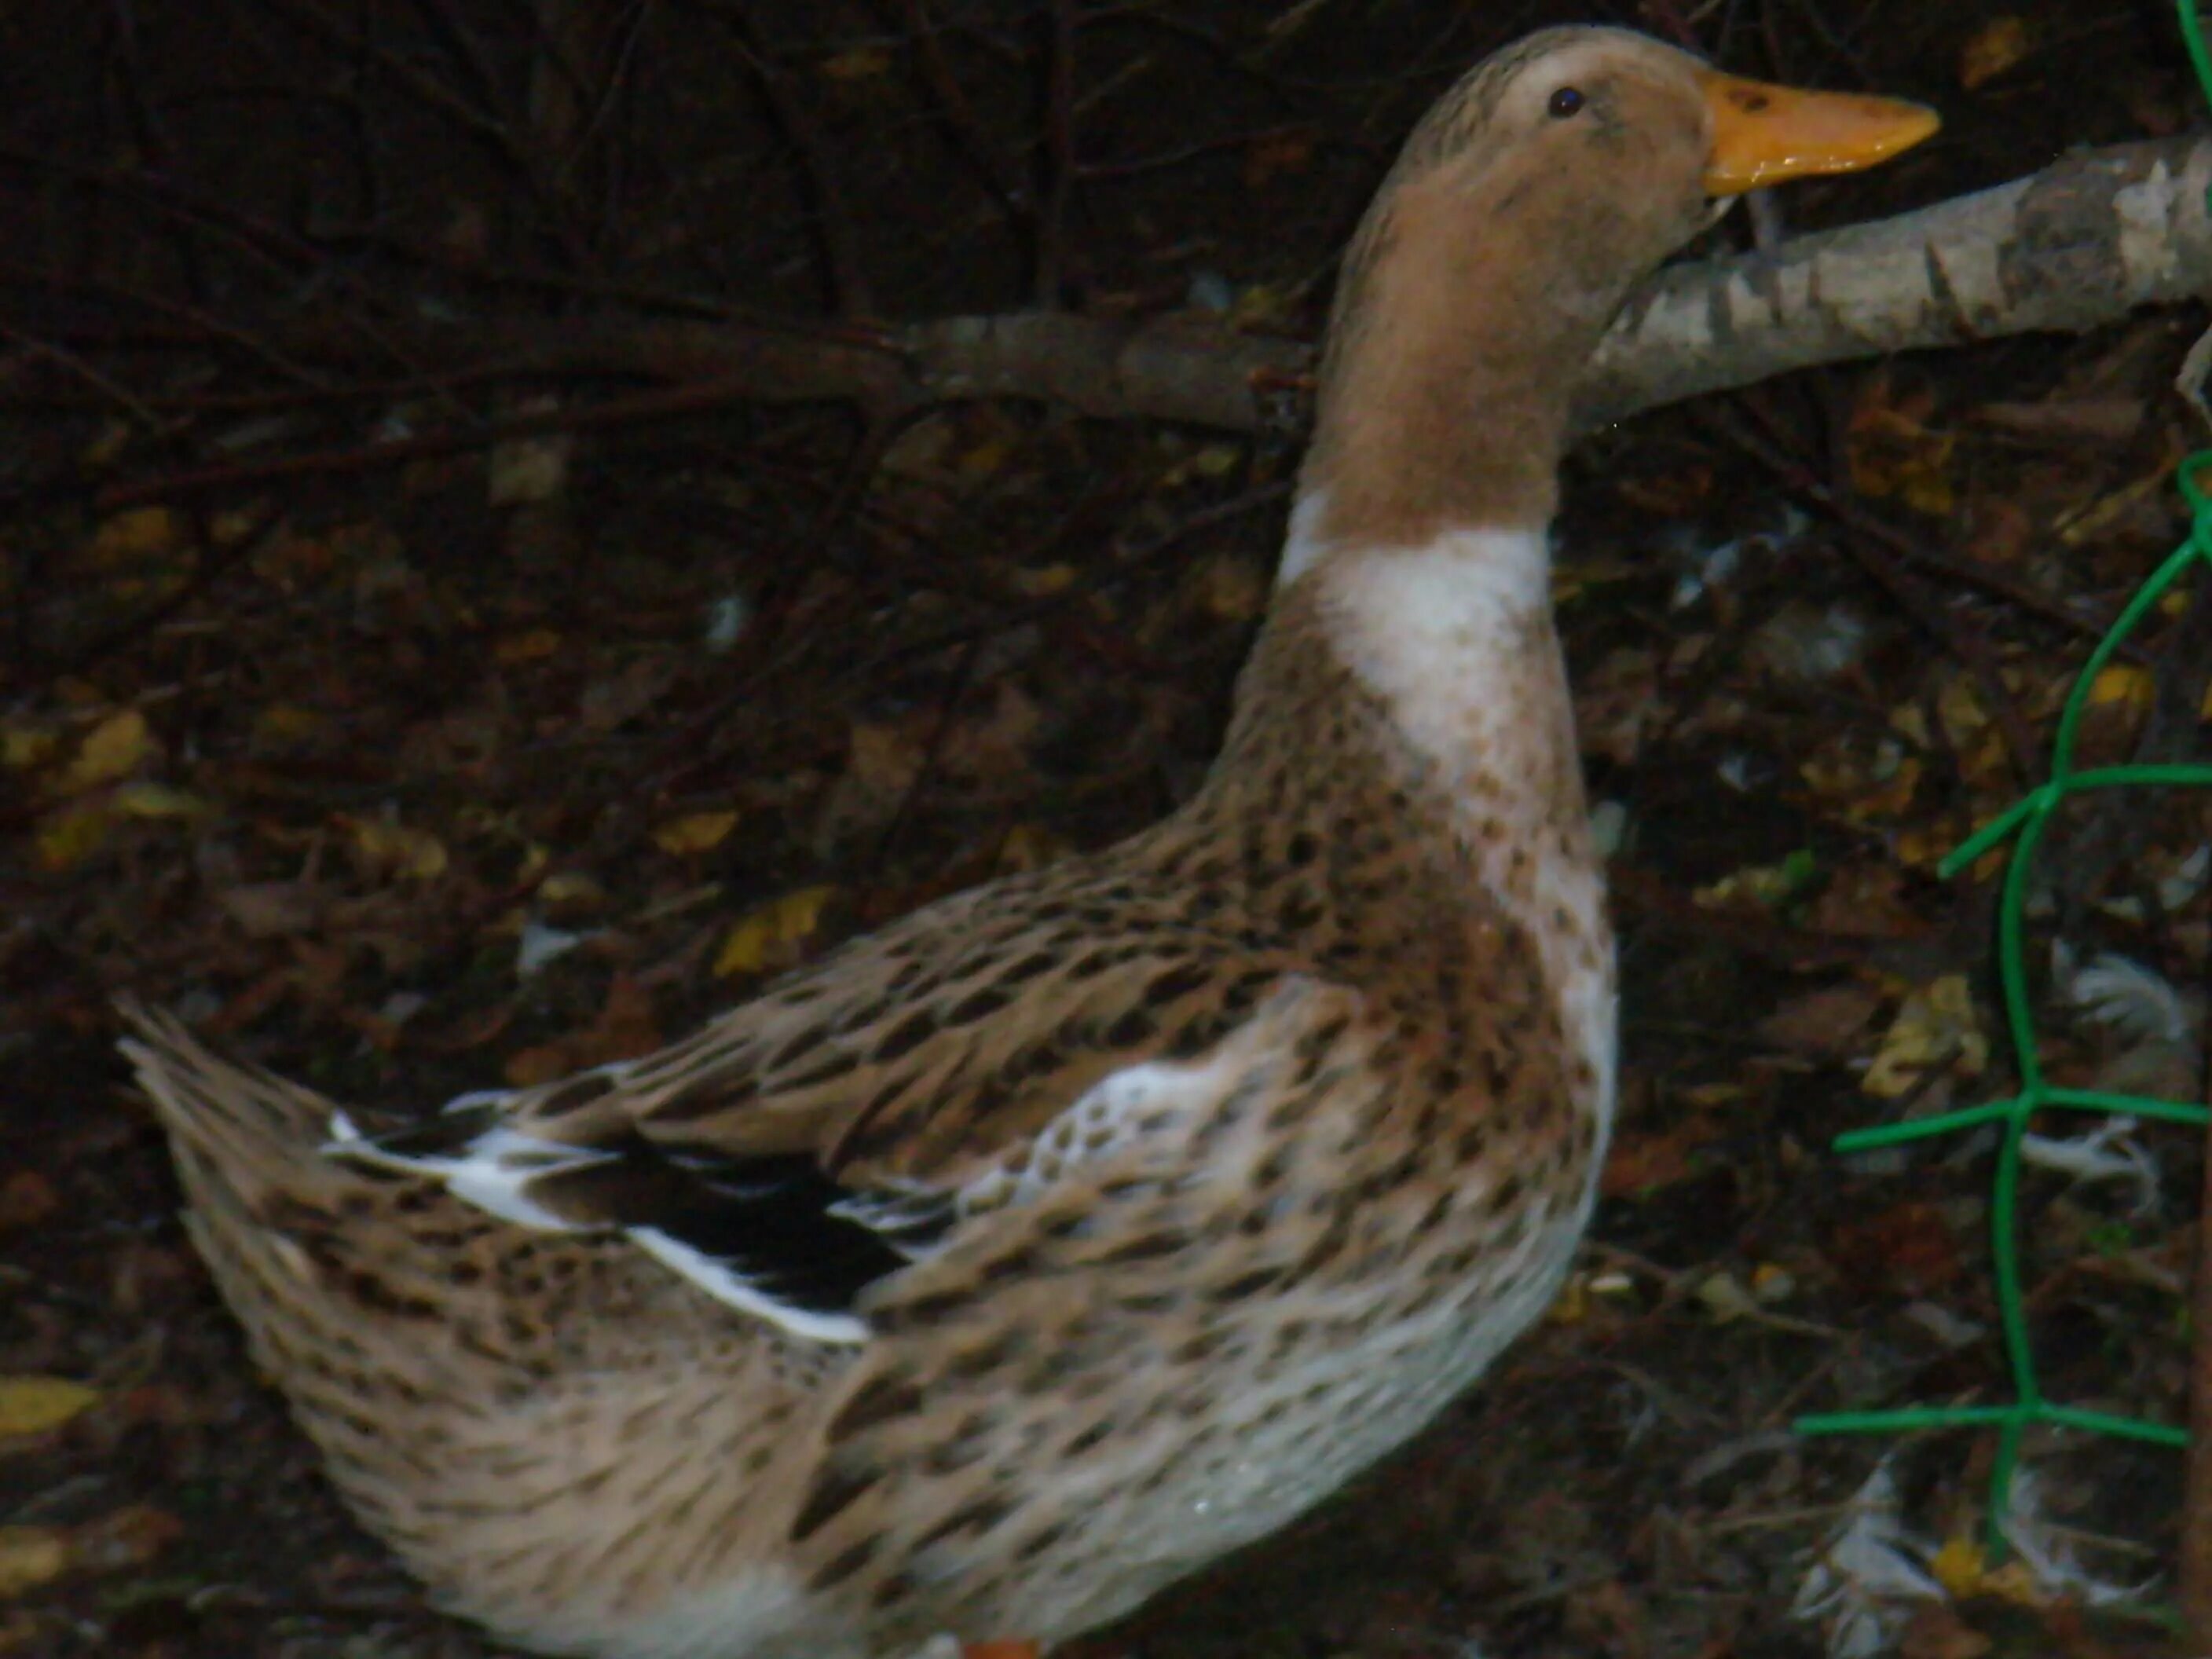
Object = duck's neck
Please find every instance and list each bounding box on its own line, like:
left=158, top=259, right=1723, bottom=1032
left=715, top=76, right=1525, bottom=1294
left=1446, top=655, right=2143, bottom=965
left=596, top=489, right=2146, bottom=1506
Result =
left=1282, top=527, right=1591, bottom=891
left=1286, top=163, right=1621, bottom=571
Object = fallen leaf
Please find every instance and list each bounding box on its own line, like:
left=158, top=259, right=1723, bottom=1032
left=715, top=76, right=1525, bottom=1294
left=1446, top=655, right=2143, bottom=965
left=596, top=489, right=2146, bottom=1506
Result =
left=503, top=975, right=663, bottom=1086
left=816, top=720, right=926, bottom=851
left=653, top=810, right=739, bottom=856
left=0, top=1376, right=98, bottom=1438
left=1862, top=975, right=1987, bottom=1098
left=0, top=723, right=55, bottom=771
left=1958, top=17, right=2031, bottom=90
left=0, top=1528, right=68, bottom=1599
left=33, top=806, right=111, bottom=872
left=347, top=816, right=450, bottom=881
left=715, top=886, right=837, bottom=978
left=1188, top=553, right=1269, bottom=624
left=2086, top=664, right=2152, bottom=714
left=218, top=881, right=326, bottom=939
left=55, top=709, right=154, bottom=797
left=1848, top=379, right=1957, bottom=516
left=1760, top=983, right=1884, bottom=1057
left=1693, top=849, right=1817, bottom=911
left=112, top=780, right=209, bottom=819
left=1601, top=1111, right=1727, bottom=1196
left=65, top=1505, right=180, bottom=1576
left=822, top=45, right=892, bottom=81
left=87, top=507, right=182, bottom=565
left=496, top=628, right=564, bottom=665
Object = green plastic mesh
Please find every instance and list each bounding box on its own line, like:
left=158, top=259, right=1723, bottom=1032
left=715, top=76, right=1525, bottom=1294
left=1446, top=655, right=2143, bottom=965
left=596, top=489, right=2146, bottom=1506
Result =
left=1793, top=0, right=2212, bottom=1551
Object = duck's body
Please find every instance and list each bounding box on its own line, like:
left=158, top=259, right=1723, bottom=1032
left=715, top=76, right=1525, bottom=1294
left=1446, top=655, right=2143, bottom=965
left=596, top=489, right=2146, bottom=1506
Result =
left=125, top=29, right=1932, bottom=1659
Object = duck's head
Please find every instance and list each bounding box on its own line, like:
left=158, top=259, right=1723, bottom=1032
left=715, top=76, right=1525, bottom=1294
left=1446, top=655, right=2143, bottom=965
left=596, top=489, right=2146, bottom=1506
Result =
left=1291, top=27, right=1936, bottom=568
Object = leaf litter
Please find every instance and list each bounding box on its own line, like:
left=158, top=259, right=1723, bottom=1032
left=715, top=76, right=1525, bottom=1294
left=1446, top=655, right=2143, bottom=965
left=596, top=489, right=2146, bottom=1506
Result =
left=5, top=12, right=2212, bottom=1659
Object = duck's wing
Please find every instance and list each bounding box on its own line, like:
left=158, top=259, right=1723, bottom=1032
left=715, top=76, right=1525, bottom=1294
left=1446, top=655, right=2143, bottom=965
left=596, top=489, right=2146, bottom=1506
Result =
left=334, top=862, right=1365, bottom=1343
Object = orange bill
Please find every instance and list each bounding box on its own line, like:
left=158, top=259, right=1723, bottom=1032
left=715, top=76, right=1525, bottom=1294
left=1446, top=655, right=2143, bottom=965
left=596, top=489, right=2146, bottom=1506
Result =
left=1698, top=71, right=1939, bottom=195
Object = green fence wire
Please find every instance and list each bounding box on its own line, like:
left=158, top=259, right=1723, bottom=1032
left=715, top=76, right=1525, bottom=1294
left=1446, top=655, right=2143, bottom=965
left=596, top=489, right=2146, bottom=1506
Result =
left=1793, top=2, right=2212, bottom=1551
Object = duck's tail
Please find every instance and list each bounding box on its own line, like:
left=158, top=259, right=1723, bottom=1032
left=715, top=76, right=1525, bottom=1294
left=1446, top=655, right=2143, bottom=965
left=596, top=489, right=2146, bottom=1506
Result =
left=118, top=1002, right=778, bottom=1650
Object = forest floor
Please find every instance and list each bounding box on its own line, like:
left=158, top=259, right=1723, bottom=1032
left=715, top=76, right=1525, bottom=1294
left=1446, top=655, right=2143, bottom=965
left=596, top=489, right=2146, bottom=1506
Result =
left=4, top=2, right=2211, bottom=1656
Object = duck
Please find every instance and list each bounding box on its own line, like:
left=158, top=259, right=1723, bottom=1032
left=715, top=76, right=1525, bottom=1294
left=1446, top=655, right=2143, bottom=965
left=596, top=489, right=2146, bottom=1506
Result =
left=122, top=27, right=1935, bottom=1659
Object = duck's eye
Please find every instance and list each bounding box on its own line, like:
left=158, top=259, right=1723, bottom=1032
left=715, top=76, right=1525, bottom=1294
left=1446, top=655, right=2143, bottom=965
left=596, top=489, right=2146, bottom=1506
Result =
left=1547, top=86, right=1585, bottom=119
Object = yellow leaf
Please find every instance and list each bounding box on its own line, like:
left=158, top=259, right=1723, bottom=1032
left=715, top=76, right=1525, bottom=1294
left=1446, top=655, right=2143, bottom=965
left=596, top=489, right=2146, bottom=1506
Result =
left=2088, top=664, right=2152, bottom=712
left=1979, top=1558, right=2045, bottom=1606
left=1862, top=974, right=1987, bottom=1098
left=496, top=628, right=563, bottom=665
left=1227, top=284, right=1297, bottom=331
left=714, top=886, right=835, bottom=978
left=1010, top=563, right=1077, bottom=598
left=112, top=781, right=209, bottom=819
left=1190, top=553, right=1269, bottom=623
left=1545, top=1274, right=1591, bottom=1324
left=955, top=436, right=1015, bottom=482
left=57, top=709, right=153, bottom=796
left=1929, top=1534, right=1985, bottom=1597
left=1959, top=17, right=2031, bottom=90
left=1678, top=1080, right=1748, bottom=1107
left=1848, top=404, right=1956, bottom=516
left=87, top=507, right=181, bottom=565
left=34, top=805, right=111, bottom=871
left=539, top=869, right=604, bottom=906
left=0, top=1525, right=70, bottom=1598
left=0, top=724, right=54, bottom=771
left=653, top=810, right=739, bottom=856
left=0, top=1376, right=97, bottom=1437
left=349, top=818, right=449, bottom=881
left=822, top=45, right=891, bottom=81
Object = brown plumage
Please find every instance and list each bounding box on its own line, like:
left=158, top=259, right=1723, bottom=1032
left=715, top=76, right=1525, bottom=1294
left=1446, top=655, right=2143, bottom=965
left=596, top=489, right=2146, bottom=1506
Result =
left=123, top=27, right=1934, bottom=1659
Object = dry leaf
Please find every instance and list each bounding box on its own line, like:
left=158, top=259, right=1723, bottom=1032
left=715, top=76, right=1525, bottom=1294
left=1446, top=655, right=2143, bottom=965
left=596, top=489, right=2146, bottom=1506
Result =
left=1601, top=1111, right=1727, bottom=1197
left=817, top=720, right=926, bottom=850
left=0, top=1376, right=98, bottom=1438
left=33, top=807, right=111, bottom=872
left=218, top=881, right=327, bottom=939
left=1760, top=983, right=1884, bottom=1057
left=1862, top=975, right=1987, bottom=1098
left=653, top=811, right=739, bottom=856
left=822, top=45, right=892, bottom=81
left=0, top=1528, right=68, bottom=1599
left=496, top=628, right=564, bottom=665
left=1848, top=380, right=1957, bottom=516
left=65, top=1505, right=179, bottom=1576
left=112, top=780, right=208, bottom=819
left=715, top=886, right=837, bottom=978
left=0, top=723, right=55, bottom=771
left=87, top=507, right=181, bottom=566
left=348, top=817, right=449, bottom=881
left=1958, top=17, right=2031, bottom=90
left=1188, top=553, right=1269, bottom=624
left=56, top=709, right=154, bottom=797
